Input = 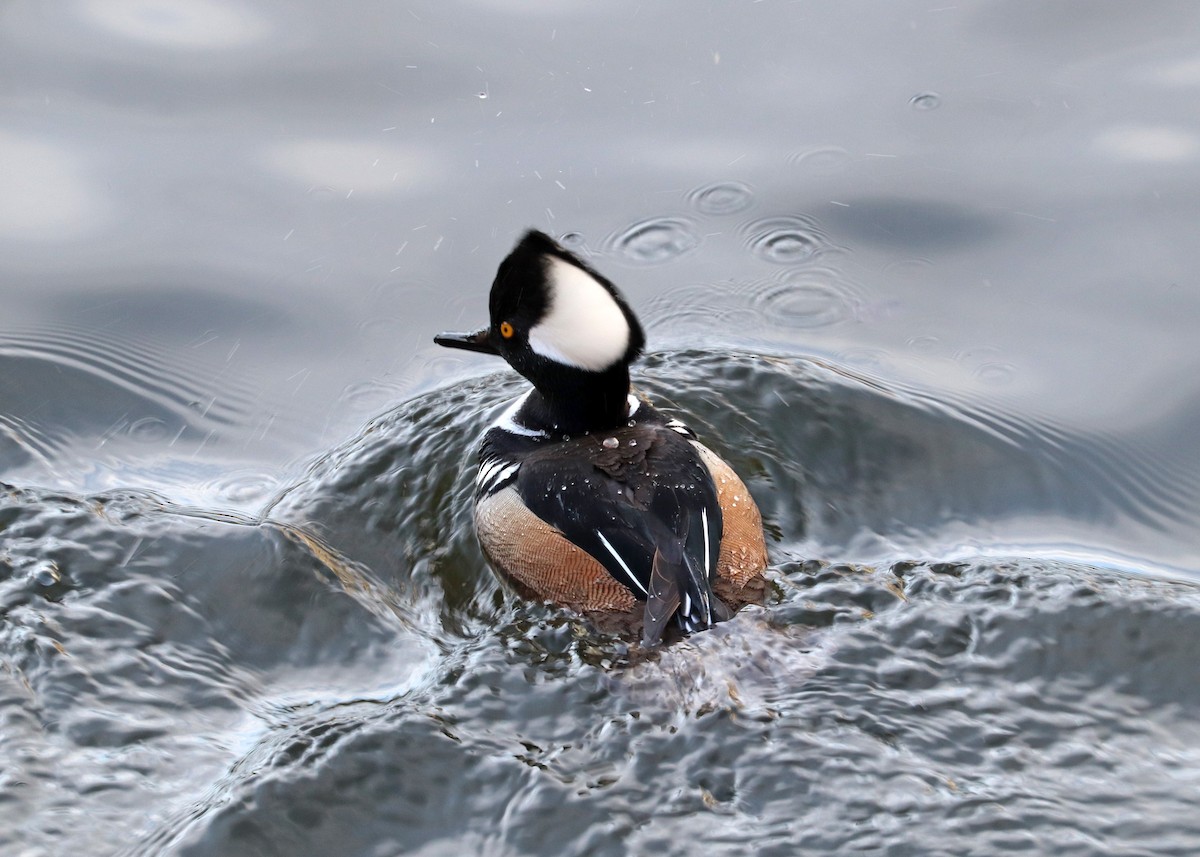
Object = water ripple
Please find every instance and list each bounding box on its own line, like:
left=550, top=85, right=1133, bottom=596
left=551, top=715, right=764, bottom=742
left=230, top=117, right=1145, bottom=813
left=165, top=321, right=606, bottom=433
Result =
left=751, top=268, right=862, bottom=329
left=686, top=181, right=755, bottom=215
left=741, top=215, right=831, bottom=264
left=0, top=323, right=258, bottom=429
left=973, top=362, right=1017, bottom=386
left=557, top=231, right=587, bottom=249
left=5, top=352, right=1200, bottom=857
left=0, top=322, right=298, bottom=492
left=634, top=351, right=1200, bottom=568
left=643, top=268, right=866, bottom=340
left=642, top=285, right=763, bottom=338
left=786, top=146, right=853, bottom=175
left=604, top=217, right=701, bottom=265
left=201, top=469, right=282, bottom=507
left=909, top=91, right=942, bottom=110
left=0, top=413, right=60, bottom=470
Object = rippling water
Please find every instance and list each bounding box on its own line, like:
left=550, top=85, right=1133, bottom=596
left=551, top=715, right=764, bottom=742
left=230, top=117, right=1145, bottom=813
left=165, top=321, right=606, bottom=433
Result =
left=4, top=1, right=1200, bottom=855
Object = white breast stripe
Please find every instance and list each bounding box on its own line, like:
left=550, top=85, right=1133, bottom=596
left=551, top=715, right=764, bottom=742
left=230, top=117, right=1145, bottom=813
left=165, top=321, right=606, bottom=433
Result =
left=626, top=394, right=640, bottom=418
left=666, top=418, right=693, bottom=437
left=477, top=457, right=502, bottom=486
left=701, top=507, right=712, bottom=573
left=477, top=459, right=499, bottom=486
left=492, top=391, right=547, bottom=438
left=596, top=531, right=646, bottom=595
left=495, top=463, right=518, bottom=487
left=476, top=457, right=518, bottom=495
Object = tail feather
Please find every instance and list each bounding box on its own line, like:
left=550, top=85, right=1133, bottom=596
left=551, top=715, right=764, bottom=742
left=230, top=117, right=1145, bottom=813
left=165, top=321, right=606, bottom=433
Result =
left=640, top=536, right=732, bottom=646
left=641, top=546, right=683, bottom=646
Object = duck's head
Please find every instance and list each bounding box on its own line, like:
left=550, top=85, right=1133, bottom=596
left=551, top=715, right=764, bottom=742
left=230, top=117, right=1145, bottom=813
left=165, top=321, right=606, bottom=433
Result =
left=435, top=230, right=646, bottom=432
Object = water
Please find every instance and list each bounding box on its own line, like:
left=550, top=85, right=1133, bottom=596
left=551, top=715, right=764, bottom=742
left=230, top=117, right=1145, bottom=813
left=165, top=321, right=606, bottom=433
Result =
left=3, top=1, right=1200, bottom=854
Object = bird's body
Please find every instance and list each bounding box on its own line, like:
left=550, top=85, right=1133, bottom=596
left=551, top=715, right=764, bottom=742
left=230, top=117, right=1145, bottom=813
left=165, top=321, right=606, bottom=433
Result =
left=436, top=230, right=767, bottom=645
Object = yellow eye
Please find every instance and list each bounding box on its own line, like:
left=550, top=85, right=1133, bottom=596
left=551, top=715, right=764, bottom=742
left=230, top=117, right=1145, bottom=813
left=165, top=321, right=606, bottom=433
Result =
left=499, top=321, right=514, bottom=339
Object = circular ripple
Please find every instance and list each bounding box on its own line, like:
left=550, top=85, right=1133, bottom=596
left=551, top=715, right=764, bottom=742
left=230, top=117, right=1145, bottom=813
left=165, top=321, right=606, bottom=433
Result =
left=557, top=231, right=586, bottom=248
left=204, top=469, right=281, bottom=506
left=974, top=362, right=1017, bottom=386
left=642, top=280, right=771, bottom=340
left=127, top=416, right=171, bottom=444
left=909, top=91, right=942, bottom=111
left=906, top=335, right=941, bottom=353
left=686, top=181, right=754, bottom=216
left=786, top=146, right=852, bottom=175
left=836, top=347, right=891, bottom=370
left=339, top=379, right=408, bottom=410
left=605, top=217, right=700, bottom=265
left=881, top=257, right=933, bottom=276
left=742, top=216, right=828, bottom=264
left=752, top=270, right=860, bottom=329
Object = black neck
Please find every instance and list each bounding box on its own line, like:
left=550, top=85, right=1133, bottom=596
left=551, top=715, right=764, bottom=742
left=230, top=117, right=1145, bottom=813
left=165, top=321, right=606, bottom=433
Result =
left=526, top=365, right=631, bottom=436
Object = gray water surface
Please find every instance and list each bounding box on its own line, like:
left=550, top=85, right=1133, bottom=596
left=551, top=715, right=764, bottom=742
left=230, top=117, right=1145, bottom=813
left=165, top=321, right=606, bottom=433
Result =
left=3, top=2, right=1200, bottom=855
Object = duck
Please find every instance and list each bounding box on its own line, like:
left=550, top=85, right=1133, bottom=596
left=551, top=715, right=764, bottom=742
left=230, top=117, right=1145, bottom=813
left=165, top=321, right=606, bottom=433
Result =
left=435, top=229, right=766, bottom=646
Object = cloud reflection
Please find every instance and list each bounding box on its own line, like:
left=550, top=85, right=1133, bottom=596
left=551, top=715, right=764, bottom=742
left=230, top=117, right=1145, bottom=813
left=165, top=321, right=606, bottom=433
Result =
left=1093, top=125, right=1200, bottom=163
left=0, top=133, right=101, bottom=241
left=265, top=139, right=439, bottom=195
left=1148, top=56, right=1200, bottom=87
left=78, top=0, right=268, bottom=50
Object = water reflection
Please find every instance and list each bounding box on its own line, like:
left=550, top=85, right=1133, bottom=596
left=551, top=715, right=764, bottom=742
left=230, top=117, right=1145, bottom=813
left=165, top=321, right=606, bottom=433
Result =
left=1093, top=125, right=1200, bottom=162
left=1149, top=54, right=1200, bottom=86
left=265, top=139, right=442, bottom=195
left=78, top=0, right=270, bottom=50
left=0, top=133, right=101, bottom=240
left=821, top=197, right=1003, bottom=252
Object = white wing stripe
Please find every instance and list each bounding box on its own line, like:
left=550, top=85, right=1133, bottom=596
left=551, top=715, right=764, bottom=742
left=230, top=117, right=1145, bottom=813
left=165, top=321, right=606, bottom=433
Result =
left=596, top=531, right=646, bottom=595
left=698, top=506, right=714, bottom=619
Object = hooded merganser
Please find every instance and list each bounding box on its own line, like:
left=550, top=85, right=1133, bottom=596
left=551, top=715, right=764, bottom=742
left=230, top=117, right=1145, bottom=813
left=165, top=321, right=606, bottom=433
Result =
left=435, top=230, right=767, bottom=646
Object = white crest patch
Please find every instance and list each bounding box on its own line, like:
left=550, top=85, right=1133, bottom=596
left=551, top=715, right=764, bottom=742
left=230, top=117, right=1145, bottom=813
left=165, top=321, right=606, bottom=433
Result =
left=527, top=256, right=630, bottom=371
